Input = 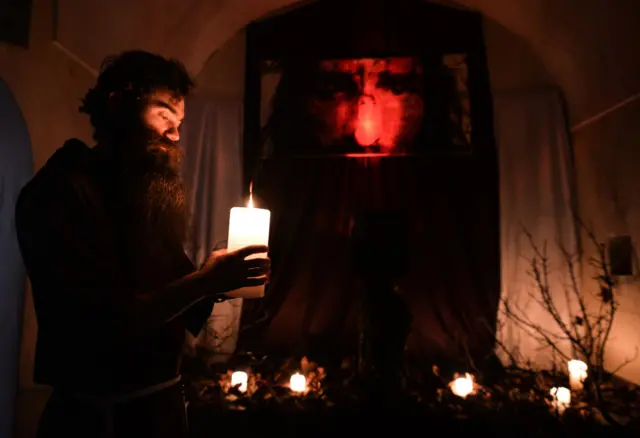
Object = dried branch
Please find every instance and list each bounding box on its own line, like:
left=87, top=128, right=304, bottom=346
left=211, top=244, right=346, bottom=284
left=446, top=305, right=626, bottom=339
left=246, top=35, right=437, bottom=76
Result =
left=497, top=221, right=638, bottom=426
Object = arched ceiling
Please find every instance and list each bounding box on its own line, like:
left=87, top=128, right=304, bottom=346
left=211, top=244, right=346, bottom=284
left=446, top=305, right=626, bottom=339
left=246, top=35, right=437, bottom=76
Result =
left=55, top=0, right=640, bottom=123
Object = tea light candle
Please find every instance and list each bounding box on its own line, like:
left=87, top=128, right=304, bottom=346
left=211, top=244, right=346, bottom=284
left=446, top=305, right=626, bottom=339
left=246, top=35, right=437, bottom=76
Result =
left=289, top=372, right=307, bottom=393
left=226, top=184, right=271, bottom=299
left=567, top=360, right=588, bottom=391
left=449, top=373, right=475, bottom=398
left=231, top=371, right=248, bottom=392
left=550, top=387, right=571, bottom=414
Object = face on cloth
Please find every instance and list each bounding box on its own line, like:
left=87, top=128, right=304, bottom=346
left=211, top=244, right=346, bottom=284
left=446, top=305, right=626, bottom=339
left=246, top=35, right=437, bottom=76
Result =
left=307, top=57, right=424, bottom=153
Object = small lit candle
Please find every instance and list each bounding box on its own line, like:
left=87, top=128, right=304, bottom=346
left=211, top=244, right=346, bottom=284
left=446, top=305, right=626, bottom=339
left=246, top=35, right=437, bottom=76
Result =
left=550, top=387, right=571, bottom=414
left=567, top=360, right=588, bottom=391
left=449, top=373, right=475, bottom=398
left=226, top=183, right=271, bottom=299
left=231, top=371, right=248, bottom=392
left=289, top=372, right=307, bottom=393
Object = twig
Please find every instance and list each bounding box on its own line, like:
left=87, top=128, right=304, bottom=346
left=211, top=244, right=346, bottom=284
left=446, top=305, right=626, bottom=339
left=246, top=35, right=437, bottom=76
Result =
left=499, top=222, right=637, bottom=426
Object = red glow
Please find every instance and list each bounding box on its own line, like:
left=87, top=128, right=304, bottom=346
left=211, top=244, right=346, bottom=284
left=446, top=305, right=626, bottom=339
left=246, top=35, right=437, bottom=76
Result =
left=308, top=57, right=424, bottom=154
left=343, top=153, right=393, bottom=158
left=354, top=96, right=381, bottom=146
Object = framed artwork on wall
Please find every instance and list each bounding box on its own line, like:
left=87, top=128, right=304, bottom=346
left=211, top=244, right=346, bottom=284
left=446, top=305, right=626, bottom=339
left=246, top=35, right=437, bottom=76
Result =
left=259, top=53, right=473, bottom=157
left=243, top=0, right=493, bottom=163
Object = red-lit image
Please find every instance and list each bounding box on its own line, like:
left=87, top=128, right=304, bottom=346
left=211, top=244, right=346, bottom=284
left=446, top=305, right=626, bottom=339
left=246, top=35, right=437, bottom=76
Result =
left=260, top=54, right=470, bottom=157
left=307, top=57, right=424, bottom=154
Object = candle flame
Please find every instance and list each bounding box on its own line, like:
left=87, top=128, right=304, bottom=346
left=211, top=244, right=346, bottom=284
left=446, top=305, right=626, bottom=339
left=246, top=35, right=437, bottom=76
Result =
left=449, top=373, right=475, bottom=398
left=289, top=372, right=307, bottom=393
left=248, top=181, right=254, bottom=208
left=231, top=371, right=248, bottom=393
left=568, top=359, right=588, bottom=374
left=567, top=359, right=588, bottom=391
left=550, top=387, right=571, bottom=414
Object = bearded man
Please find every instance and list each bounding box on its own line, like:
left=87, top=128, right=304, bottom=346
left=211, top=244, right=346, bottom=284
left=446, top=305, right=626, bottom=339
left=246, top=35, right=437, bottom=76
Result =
left=15, top=51, right=270, bottom=438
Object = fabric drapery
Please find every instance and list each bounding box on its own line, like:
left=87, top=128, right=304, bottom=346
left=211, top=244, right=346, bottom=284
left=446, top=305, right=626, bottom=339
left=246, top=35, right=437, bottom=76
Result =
left=240, top=129, right=501, bottom=365
left=178, top=87, right=580, bottom=371
left=494, top=87, right=580, bottom=368
left=179, top=95, right=245, bottom=358
left=0, top=80, right=33, bottom=438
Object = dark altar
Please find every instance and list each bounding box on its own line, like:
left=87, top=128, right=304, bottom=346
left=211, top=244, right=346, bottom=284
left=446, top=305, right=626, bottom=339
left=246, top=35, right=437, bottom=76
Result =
left=183, top=353, right=636, bottom=438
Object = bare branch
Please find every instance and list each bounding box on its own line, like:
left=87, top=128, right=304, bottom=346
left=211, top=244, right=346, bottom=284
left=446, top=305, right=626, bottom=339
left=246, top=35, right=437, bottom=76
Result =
left=499, top=221, right=637, bottom=424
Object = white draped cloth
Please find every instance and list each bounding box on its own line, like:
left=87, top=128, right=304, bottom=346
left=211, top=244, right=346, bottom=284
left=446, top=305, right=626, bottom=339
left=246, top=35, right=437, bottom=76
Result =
left=180, top=95, right=246, bottom=358
left=494, top=87, right=580, bottom=368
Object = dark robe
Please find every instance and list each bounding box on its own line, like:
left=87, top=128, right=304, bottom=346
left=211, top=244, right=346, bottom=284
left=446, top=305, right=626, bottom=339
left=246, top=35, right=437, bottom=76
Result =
left=15, top=139, right=213, bottom=438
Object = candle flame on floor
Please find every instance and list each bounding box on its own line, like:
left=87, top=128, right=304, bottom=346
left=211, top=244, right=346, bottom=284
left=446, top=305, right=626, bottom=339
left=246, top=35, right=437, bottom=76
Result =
left=567, top=359, right=588, bottom=391
left=550, top=387, right=571, bottom=414
left=231, top=371, right=248, bottom=392
left=289, top=372, right=307, bottom=393
left=449, top=373, right=475, bottom=398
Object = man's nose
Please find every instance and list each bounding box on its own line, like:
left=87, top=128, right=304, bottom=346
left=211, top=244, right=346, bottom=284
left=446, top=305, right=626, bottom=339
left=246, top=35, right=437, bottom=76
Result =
left=164, top=128, right=180, bottom=143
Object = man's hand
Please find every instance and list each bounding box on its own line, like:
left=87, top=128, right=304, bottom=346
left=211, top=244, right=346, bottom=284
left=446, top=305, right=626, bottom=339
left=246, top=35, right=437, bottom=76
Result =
left=199, top=245, right=270, bottom=295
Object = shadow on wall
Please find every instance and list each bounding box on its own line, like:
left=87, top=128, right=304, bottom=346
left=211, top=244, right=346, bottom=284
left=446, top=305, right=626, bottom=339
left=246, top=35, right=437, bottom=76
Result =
left=0, top=78, right=33, bottom=438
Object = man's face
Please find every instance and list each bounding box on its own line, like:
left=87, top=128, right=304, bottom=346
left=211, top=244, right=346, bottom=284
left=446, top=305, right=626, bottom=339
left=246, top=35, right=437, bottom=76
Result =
left=107, top=87, right=187, bottom=168
left=135, top=89, right=186, bottom=169
left=140, top=88, right=185, bottom=145
left=115, top=88, right=190, bottom=245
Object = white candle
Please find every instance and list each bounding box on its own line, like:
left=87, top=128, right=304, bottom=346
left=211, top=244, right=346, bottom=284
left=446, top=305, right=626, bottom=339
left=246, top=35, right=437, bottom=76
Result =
left=567, top=360, right=588, bottom=391
left=449, top=373, right=475, bottom=398
left=226, top=188, right=271, bottom=299
left=289, top=372, right=307, bottom=393
left=231, top=371, right=248, bottom=392
left=550, top=387, right=571, bottom=414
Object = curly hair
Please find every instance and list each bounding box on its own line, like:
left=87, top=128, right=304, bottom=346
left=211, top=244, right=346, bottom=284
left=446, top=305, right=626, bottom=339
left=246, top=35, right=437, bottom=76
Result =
left=79, top=50, right=195, bottom=140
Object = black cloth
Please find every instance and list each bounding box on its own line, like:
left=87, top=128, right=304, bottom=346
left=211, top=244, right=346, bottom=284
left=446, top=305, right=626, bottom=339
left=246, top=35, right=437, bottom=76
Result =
left=15, top=139, right=213, bottom=436
left=37, top=383, right=188, bottom=438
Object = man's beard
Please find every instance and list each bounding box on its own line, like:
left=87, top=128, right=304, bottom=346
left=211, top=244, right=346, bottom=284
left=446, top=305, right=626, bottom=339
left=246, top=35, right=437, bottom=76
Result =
left=112, top=127, right=191, bottom=250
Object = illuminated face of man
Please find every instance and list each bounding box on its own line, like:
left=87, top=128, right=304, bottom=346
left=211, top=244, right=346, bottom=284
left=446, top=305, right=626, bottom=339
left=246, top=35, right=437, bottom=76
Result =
left=307, top=57, right=424, bottom=153
left=138, top=88, right=185, bottom=169
left=111, top=88, right=190, bottom=245
left=141, top=88, right=185, bottom=145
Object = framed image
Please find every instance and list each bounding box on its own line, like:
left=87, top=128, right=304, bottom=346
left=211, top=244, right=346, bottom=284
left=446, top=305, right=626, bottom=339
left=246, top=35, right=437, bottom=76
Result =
left=258, top=53, right=472, bottom=157
left=242, top=0, right=495, bottom=166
